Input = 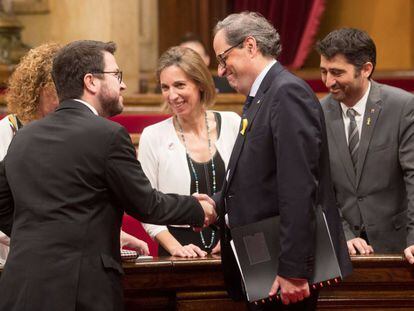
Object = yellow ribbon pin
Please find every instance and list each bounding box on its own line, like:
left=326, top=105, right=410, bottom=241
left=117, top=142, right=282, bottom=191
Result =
left=240, top=118, right=248, bottom=135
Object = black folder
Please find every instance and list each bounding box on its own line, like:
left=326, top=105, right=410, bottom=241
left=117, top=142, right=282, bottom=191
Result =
left=230, top=205, right=342, bottom=303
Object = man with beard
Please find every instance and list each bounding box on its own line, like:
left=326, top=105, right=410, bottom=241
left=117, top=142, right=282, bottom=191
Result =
left=317, top=28, right=414, bottom=262
left=0, top=40, right=216, bottom=311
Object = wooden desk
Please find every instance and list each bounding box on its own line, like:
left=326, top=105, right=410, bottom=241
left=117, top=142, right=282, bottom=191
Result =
left=122, top=254, right=414, bottom=310
left=1, top=254, right=413, bottom=310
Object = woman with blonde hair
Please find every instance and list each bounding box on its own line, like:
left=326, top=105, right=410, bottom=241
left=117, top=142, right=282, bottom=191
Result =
left=139, top=46, right=240, bottom=257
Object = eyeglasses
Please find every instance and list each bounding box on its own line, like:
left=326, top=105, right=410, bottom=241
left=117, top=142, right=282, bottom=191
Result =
left=92, top=71, right=123, bottom=83
left=216, top=39, right=245, bottom=68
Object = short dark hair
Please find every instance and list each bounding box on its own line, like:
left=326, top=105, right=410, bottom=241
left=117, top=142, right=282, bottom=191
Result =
left=316, top=28, right=376, bottom=76
left=52, top=40, right=117, bottom=101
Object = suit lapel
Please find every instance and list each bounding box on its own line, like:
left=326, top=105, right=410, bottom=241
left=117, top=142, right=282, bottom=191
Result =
left=225, top=94, right=264, bottom=192
left=355, top=82, right=382, bottom=188
left=225, top=62, right=282, bottom=193
left=325, top=98, right=356, bottom=185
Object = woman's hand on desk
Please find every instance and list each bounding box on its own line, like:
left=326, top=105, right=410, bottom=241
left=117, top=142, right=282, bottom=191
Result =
left=211, top=241, right=221, bottom=254
left=120, top=230, right=150, bottom=256
left=171, top=244, right=207, bottom=258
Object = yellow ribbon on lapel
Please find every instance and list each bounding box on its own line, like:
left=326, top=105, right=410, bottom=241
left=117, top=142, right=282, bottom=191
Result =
left=240, top=118, right=248, bottom=135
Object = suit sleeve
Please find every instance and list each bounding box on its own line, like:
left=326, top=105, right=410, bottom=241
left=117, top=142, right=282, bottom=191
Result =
left=137, top=128, right=169, bottom=239
left=398, top=96, right=414, bottom=247
left=105, top=127, right=204, bottom=227
left=270, top=82, right=320, bottom=279
left=0, top=160, right=13, bottom=237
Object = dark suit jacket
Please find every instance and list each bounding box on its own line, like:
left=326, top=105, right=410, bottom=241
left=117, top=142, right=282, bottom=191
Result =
left=218, top=62, right=352, bottom=300
left=322, top=81, right=414, bottom=252
left=0, top=100, right=204, bottom=311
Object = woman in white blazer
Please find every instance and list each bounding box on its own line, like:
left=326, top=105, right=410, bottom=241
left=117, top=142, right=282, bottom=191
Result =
left=139, top=46, right=240, bottom=257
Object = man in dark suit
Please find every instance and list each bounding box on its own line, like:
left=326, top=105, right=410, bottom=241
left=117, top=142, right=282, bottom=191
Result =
left=0, top=40, right=216, bottom=311
left=316, top=28, right=414, bottom=262
left=212, top=12, right=352, bottom=310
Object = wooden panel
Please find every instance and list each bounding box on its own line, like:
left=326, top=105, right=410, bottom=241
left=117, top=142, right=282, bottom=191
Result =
left=158, top=0, right=228, bottom=68
left=1, top=253, right=414, bottom=309
left=119, top=254, right=414, bottom=310
left=305, top=0, right=414, bottom=70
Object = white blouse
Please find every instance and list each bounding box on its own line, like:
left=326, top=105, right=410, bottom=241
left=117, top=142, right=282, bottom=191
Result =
left=138, top=111, right=240, bottom=239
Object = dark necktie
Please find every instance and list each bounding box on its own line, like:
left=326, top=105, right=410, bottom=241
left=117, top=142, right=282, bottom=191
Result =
left=347, top=108, right=359, bottom=170
left=242, top=96, right=254, bottom=116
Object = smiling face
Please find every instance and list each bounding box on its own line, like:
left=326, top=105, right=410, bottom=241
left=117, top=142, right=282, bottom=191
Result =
left=320, top=53, right=372, bottom=107
left=159, top=65, right=202, bottom=117
left=213, top=30, right=254, bottom=95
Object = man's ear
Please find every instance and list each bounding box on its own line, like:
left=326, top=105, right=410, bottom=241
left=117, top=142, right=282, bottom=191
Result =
left=361, top=62, right=374, bottom=79
left=84, top=73, right=99, bottom=94
left=245, top=36, right=258, bottom=56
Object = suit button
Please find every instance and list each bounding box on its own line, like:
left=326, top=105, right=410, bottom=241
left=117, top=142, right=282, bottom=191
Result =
left=357, top=197, right=364, bottom=201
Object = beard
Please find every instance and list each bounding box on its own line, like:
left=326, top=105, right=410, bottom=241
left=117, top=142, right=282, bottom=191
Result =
left=98, top=87, right=124, bottom=117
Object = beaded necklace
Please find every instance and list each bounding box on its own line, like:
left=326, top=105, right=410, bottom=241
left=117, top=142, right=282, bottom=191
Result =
left=176, top=111, right=216, bottom=249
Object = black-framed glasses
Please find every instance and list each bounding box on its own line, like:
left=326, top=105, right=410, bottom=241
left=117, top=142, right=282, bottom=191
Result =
left=92, top=71, right=123, bottom=83
left=216, top=39, right=245, bottom=68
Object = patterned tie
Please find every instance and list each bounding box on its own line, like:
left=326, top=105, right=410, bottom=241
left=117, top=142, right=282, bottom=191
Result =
left=242, top=96, right=254, bottom=116
left=347, top=108, right=359, bottom=170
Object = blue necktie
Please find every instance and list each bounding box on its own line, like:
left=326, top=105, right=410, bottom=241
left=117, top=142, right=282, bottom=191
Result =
left=242, top=96, right=254, bottom=116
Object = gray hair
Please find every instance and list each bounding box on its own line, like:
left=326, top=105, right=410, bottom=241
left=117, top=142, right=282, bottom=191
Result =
left=214, top=11, right=281, bottom=58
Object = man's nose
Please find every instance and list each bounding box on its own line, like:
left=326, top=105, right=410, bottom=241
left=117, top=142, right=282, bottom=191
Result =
left=325, top=73, right=336, bottom=88
left=217, top=64, right=226, bottom=77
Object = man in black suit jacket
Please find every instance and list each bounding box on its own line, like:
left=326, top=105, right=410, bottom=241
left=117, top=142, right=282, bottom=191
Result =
left=0, top=40, right=216, bottom=311
left=212, top=12, right=352, bottom=310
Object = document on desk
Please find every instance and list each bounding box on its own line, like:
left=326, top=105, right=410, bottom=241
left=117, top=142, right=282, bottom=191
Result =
left=230, top=205, right=343, bottom=303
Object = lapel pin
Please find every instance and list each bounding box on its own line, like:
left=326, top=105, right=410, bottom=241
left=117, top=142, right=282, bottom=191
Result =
left=367, top=117, right=371, bottom=126
left=257, top=100, right=260, bottom=104
left=370, top=108, right=375, bottom=113
left=240, top=118, right=248, bottom=135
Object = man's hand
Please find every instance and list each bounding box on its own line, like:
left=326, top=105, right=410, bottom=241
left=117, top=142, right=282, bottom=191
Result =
left=170, top=244, right=207, bottom=258
left=404, top=245, right=414, bottom=264
left=269, top=275, right=310, bottom=305
left=347, top=237, right=374, bottom=255
left=193, top=193, right=217, bottom=228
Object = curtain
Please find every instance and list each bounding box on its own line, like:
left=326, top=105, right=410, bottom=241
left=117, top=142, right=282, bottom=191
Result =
left=231, top=0, right=325, bottom=69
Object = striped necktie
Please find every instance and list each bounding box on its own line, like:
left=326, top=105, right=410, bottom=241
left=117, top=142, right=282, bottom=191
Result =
left=347, top=108, right=359, bottom=170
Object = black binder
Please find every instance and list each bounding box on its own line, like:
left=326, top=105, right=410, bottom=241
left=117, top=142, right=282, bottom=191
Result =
left=230, top=205, right=342, bottom=303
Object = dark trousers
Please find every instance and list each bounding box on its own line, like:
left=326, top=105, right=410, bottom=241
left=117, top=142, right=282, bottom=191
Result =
left=247, top=291, right=319, bottom=311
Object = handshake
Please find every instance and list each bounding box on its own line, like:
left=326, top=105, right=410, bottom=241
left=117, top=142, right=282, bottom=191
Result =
left=193, top=193, right=218, bottom=229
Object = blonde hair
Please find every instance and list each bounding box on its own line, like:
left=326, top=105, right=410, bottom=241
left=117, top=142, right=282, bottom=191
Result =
left=156, top=46, right=216, bottom=110
left=6, top=42, right=61, bottom=123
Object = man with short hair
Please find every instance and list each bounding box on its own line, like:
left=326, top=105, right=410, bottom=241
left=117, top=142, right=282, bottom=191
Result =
left=0, top=40, right=216, bottom=311
left=213, top=12, right=351, bottom=310
left=316, top=28, right=414, bottom=262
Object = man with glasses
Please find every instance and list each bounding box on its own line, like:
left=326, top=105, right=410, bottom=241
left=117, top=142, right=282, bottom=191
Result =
left=317, top=28, right=414, bottom=262
left=0, top=40, right=217, bottom=311
left=212, top=12, right=352, bottom=310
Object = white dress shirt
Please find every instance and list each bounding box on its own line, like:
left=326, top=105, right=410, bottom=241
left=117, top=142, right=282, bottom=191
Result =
left=340, top=82, right=371, bottom=144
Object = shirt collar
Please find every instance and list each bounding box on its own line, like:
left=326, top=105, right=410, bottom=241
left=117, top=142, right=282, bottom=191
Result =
left=73, top=99, right=99, bottom=116
left=340, top=81, right=371, bottom=117
left=249, top=59, right=277, bottom=97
